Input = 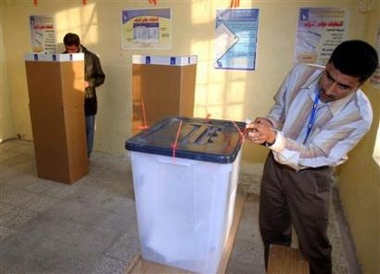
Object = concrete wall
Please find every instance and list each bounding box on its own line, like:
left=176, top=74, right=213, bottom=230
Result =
left=1, top=0, right=379, bottom=272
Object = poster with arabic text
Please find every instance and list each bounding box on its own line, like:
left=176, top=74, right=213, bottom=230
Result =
left=294, top=7, right=348, bottom=65
left=30, top=15, right=56, bottom=53
left=121, top=8, right=171, bottom=50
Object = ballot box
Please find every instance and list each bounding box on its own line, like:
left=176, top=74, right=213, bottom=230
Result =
left=125, top=116, right=245, bottom=273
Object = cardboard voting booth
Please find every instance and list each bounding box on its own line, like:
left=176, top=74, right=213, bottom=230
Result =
left=132, top=55, right=197, bottom=133
left=24, top=53, right=88, bottom=184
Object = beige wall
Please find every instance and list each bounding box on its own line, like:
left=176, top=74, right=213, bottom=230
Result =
left=337, top=84, right=380, bottom=274
left=336, top=3, right=380, bottom=274
left=1, top=0, right=379, bottom=272
left=1, top=0, right=370, bottom=159
left=0, top=0, right=14, bottom=141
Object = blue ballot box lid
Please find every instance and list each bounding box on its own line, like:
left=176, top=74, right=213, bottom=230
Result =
left=125, top=116, right=246, bottom=164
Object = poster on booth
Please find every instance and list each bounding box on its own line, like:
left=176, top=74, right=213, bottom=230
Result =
left=29, top=15, right=56, bottom=54
left=294, top=7, right=348, bottom=65
left=121, top=8, right=171, bottom=50
left=214, top=8, right=260, bottom=71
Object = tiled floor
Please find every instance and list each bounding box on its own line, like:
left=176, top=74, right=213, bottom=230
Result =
left=0, top=139, right=359, bottom=273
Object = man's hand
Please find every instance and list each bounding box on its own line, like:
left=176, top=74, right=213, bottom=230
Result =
left=245, top=117, right=276, bottom=145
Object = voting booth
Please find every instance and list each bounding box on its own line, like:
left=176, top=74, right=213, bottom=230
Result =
left=24, top=53, right=88, bottom=184
left=132, top=55, right=197, bottom=133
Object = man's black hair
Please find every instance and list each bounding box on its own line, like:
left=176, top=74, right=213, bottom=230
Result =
left=329, top=40, right=379, bottom=82
left=63, top=33, right=80, bottom=47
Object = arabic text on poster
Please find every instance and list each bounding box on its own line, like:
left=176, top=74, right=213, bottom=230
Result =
left=121, top=9, right=171, bottom=50
left=30, top=15, right=56, bottom=54
left=294, top=7, right=348, bottom=65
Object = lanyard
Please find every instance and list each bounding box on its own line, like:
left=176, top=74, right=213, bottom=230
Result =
left=303, top=92, right=320, bottom=144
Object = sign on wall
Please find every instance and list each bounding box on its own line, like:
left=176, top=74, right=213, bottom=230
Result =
left=121, top=8, right=171, bottom=50
left=215, top=8, right=260, bottom=71
left=294, top=7, right=349, bottom=65
left=29, top=15, right=56, bottom=53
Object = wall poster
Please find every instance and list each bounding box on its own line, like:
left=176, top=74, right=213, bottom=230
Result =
left=294, top=7, right=349, bottom=65
left=121, top=8, right=171, bottom=50
left=29, top=15, right=56, bottom=53
left=215, top=8, right=260, bottom=70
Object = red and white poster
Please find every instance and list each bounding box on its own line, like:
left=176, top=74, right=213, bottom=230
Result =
left=294, top=7, right=349, bottom=65
left=30, top=15, right=56, bottom=53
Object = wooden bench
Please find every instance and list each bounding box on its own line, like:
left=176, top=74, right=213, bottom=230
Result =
left=125, top=194, right=246, bottom=274
left=267, top=244, right=309, bottom=274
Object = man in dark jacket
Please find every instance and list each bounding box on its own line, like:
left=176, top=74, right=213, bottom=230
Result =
left=63, top=33, right=105, bottom=157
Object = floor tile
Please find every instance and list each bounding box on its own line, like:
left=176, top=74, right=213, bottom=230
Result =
left=0, top=206, right=38, bottom=230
